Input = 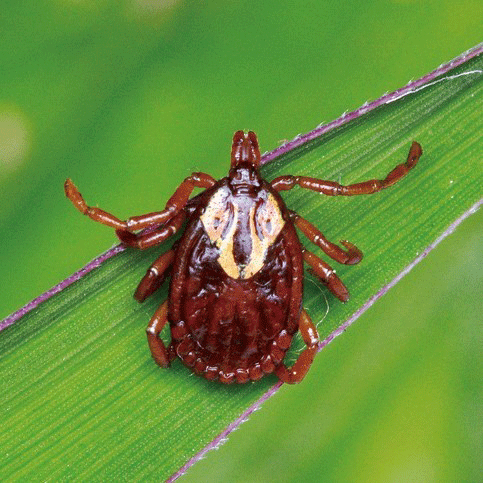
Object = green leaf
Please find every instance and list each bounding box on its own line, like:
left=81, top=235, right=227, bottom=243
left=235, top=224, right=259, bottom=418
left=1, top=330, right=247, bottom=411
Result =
left=1, top=49, right=482, bottom=481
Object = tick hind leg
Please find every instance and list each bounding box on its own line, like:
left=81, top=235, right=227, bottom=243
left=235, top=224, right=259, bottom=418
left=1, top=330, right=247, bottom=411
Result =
left=275, top=310, right=319, bottom=384
left=134, top=249, right=176, bottom=302
left=146, top=300, right=175, bottom=368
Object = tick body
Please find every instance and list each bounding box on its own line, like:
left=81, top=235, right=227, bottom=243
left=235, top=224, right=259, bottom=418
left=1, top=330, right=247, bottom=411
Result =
left=65, top=131, right=422, bottom=384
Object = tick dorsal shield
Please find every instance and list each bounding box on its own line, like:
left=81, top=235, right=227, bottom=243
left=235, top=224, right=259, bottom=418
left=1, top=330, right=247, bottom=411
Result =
left=200, top=187, right=284, bottom=279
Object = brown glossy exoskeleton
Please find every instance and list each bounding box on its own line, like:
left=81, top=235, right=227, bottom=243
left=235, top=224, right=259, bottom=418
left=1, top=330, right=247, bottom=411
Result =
left=65, top=131, right=422, bottom=384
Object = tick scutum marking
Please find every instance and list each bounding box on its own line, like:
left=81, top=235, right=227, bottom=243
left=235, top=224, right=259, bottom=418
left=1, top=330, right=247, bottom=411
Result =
left=200, top=180, right=286, bottom=280
left=232, top=196, right=253, bottom=274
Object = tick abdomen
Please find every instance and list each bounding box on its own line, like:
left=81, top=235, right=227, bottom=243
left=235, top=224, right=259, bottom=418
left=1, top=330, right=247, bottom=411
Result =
left=169, top=214, right=303, bottom=383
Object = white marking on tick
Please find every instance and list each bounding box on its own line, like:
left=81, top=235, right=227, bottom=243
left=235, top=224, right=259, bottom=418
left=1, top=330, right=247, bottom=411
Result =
left=200, top=189, right=285, bottom=279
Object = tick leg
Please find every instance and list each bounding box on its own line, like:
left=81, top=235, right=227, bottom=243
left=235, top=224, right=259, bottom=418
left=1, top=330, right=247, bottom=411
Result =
left=275, top=309, right=319, bottom=384
left=64, top=172, right=216, bottom=232
left=116, top=211, right=186, bottom=250
left=134, top=249, right=176, bottom=302
left=127, top=172, right=216, bottom=230
left=291, top=212, right=362, bottom=265
left=146, top=300, right=174, bottom=368
left=270, top=142, right=422, bottom=195
left=64, top=178, right=126, bottom=230
left=303, top=249, right=349, bottom=302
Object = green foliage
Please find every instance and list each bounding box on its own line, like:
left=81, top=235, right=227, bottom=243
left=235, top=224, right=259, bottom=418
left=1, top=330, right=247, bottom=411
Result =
left=1, top=51, right=481, bottom=481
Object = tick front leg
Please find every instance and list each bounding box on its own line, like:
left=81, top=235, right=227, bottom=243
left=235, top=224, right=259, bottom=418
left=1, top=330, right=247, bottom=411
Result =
left=127, top=172, right=216, bottom=230
left=116, top=211, right=185, bottom=250
left=64, top=179, right=127, bottom=230
left=303, top=249, right=349, bottom=302
left=134, top=249, right=176, bottom=302
left=291, top=212, right=362, bottom=265
left=146, top=300, right=175, bottom=368
left=275, top=310, right=319, bottom=384
left=64, top=172, right=216, bottom=232
left=271, top=142, right=422, bottom=196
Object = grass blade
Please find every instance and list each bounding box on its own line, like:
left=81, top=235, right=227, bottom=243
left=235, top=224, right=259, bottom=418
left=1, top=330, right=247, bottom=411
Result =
left=1, top=46, right=482, bottom=481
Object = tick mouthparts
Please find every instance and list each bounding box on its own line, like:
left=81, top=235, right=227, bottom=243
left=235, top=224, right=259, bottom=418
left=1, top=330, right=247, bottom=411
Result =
left=231, top=130, right=261, bottom=168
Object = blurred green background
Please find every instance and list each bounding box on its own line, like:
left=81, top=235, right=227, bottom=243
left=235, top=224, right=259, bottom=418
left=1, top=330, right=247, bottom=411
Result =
left=0, top=1, right=481, bottom=481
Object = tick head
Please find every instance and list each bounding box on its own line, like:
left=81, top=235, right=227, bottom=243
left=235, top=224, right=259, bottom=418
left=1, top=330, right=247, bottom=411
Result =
left=230, top=131, right=260, bottom=169
left=229, top=131, right=262, bottom=194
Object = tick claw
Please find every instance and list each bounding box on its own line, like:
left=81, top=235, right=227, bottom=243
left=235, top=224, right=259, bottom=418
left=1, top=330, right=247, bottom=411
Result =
left=340, top=240, right=363, bottom=265
left=116, top=228, right=138, bottom=247
left=64, top=178, right=88, bottom=214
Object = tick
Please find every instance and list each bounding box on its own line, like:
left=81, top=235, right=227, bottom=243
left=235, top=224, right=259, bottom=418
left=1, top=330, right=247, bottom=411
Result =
left=65, top=131, right=422, bottom=384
